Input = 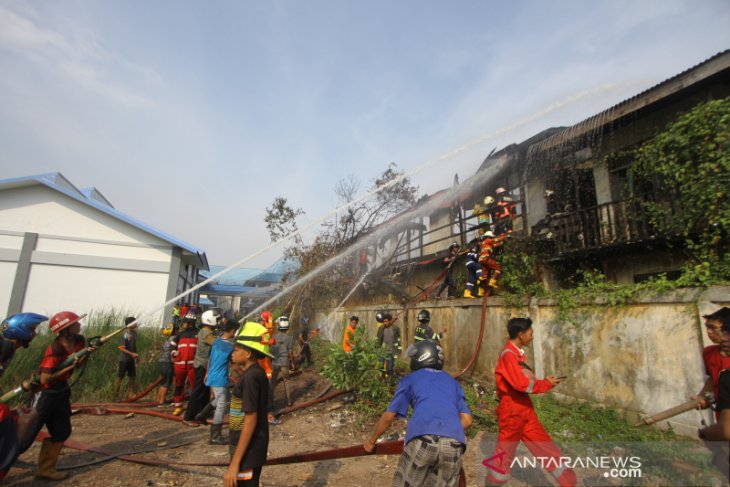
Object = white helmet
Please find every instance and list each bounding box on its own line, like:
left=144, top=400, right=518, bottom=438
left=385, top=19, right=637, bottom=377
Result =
left=496, top=187, right=507, bottom=195
left=483, top=230, right=495, bottom=238
left=201, top=309, right=221, bottom=326
left=277, top=316, right=290, bottom=331
left=484, top=196, right=495, bottom=205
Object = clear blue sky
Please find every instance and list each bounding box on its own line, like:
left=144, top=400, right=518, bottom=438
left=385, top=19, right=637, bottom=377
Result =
left=1, top=0, right=728, bottom=268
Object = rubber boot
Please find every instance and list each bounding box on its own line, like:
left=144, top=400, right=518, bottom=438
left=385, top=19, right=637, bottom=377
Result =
left=35, top=439, right=69, bottom=481
left=463, top=288, right=473, bottom=298
left=209, top=424, right=227, bottom=445
left=477, top=286, right=485, bottom=297
left=156, top=386, right=168, bottom=406
left=195, top=402, right=215, bottom=422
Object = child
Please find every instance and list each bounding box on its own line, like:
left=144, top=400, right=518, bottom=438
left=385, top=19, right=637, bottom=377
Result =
left=204, top=319, right=237, bottom=444
left=225, top=321, right=273, bottom=487
left=342, top=315, right=359, bottom=353
left=0, top=312, right=47, bottom=480
left=364, top=340, right=472, bottom=486
left=485, top=317, right=576, bottom=486
left=156, top=322, right=177, bottom=406
left=28, top=311, right=92, bottom=481
left=114, top=316, right=139, bottom=401
left=693, top=307, right=730, bottom=415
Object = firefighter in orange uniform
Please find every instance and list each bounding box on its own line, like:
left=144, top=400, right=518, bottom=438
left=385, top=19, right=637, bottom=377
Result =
left=493, top=187, right=516, bottom=236
left=477, top=231, right=506, bottom=294
left=485, top=317, right=576, bottom=487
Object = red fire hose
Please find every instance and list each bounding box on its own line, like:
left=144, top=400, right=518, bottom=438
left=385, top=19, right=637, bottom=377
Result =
left=124, top=376, right=163, bottom=403
left=453, top=289, right=489, bottom=380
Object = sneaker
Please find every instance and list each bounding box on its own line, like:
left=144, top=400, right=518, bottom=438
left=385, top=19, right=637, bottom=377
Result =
left=172, top=407, right=183, bottom=416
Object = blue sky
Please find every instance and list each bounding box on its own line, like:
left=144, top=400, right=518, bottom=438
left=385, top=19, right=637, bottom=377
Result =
left=1, top=0, right=728, bottom=268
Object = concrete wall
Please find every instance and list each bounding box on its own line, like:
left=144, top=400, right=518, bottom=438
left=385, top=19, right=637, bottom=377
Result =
left=315, top=285, right=730, bottom=436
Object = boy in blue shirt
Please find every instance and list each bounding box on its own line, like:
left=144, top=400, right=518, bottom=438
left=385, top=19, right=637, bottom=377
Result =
left=204, top=319, right=238, bottom=444
left=364, top=341, right=472, bottom=487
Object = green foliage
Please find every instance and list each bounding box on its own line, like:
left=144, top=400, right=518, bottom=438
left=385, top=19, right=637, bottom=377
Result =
left=320, top=325, right=390, bottom=404
left=553, top=270, right=679, bottom=324
left=499, top=246, right=547, bottom=308
left=629, top=96, right=730, bottom=281
left=1, top=309, right=163, bottom=404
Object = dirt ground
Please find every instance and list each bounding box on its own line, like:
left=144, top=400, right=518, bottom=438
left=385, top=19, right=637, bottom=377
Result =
left=4, top=369, right=725, bottom=487
left=4, top=370, right=486, bottom=487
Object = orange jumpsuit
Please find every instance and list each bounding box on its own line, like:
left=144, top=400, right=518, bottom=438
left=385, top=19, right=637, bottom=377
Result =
left=485, top=341, right=576, bottom=486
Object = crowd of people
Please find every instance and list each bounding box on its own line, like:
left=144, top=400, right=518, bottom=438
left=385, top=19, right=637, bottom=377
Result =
left=2, top=299, right=730, bottom=486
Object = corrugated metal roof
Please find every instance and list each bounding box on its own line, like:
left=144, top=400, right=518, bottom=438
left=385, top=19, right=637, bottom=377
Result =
left=0, top=172, right=208, bottom=269
left=531, top=49, right=730, bottom=153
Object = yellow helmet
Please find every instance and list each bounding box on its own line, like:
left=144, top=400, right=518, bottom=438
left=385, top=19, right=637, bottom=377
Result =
left=162, top=323, right=175, bottom=337
left=236, top=321, right=275, bottom=358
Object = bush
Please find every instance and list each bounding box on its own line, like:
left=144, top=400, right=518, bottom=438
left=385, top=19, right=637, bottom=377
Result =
left=320, top=325, right=390, bottom=404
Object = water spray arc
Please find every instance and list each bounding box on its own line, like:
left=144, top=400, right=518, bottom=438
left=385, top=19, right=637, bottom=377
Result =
left=127, top=83, right=627, bottom=329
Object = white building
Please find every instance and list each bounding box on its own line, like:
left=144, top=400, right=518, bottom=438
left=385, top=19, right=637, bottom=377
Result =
left=0, top=173, right=208, bottom=324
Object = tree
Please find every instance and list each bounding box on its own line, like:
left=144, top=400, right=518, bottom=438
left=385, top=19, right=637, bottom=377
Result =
left=264, top=196, right=304, bottom=244
left=266, top=163, right=420, bottom=320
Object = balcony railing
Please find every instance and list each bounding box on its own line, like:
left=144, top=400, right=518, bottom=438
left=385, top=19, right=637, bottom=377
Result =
left=547, top=198, right=678, bottom=255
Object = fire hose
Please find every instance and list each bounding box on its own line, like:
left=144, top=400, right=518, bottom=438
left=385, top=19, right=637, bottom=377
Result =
left=123, top=376, right=163, bottom=403
left=453, top=286, right=489, bottom=380
left=40, top=432, right=466, bottom=486
left=1, top=323, right=134, bottom=403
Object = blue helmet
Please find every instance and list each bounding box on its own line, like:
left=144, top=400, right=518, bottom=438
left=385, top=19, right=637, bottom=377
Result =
left=1, top=312, right=48, bottom=342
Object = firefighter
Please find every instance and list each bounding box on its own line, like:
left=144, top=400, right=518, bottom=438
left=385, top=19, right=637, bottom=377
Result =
left=434, top=242, right=460, bottom=299
left=156, top=322, right=177, bottom=406
left=414, top=310, right=442, bottom=343
left=478, top=231, right=506, bottom=293
left=464, top=238, right=482, bottom=299
left=485, top=317, right=576, bottom=486
left=0, top=313, right=47, bottom=481
left=28, top=311, right=93, bottom=481
left=473, top=197, right=492, bottom=236
left=184, top=309, right=222, bottom=426
left=170, top=311, right=199, bottom=416
left=270, top=316, right=294, bottom=410
left=494, top=187, right=516, bottom=236
left=693, top=307, right=730, bottom=418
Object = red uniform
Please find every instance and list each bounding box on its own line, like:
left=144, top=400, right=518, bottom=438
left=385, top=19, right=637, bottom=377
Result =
left=170, top=328, right=197, bottom=407
left=478, top=235, right=505, bottom=287
left=486, top=341, right=576, bottom=486
left=703, top=345, right=730, bottom=417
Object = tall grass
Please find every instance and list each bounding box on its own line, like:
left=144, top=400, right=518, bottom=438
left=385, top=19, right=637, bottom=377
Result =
left=1, top=309, right=165, bottom=404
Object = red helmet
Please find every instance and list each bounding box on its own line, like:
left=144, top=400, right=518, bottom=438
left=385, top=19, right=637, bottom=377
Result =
left=49, top=311, right=86, bottom=334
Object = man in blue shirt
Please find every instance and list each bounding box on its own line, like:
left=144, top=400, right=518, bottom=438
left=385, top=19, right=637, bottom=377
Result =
left=363, top=341, right=472, bottom=487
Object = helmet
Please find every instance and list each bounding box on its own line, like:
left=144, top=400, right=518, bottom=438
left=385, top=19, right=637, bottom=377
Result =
left=162, top=323, right=175, bottom=337
left=407, top=341, right=444, bottom=371
left=277, top=316, right=290, bottom=331
left=448, top=241, right=459, bottom=250
left=49, top=311, right=86, bottom=334
left=417, top=310, right=431, bottom=324
left=544, top=189, right=554, bottom=198
left=376, top=312, right=392, bottom=323
left=236, top=322, right=275, bottom=358
left=201, top=309, right=222, bottom=326
left=483, top=230, right=495, bottom=238
left=484, top=196, right=495, bottom=205
left=496, top=187, right=506, bottom=195
left=182, top=311, right=197, bottom=322
left=261, top=311, right=272, bottom=322
left=1, top=312, right=48, bottom=342
left=375, top=312, right=384, bottom=323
